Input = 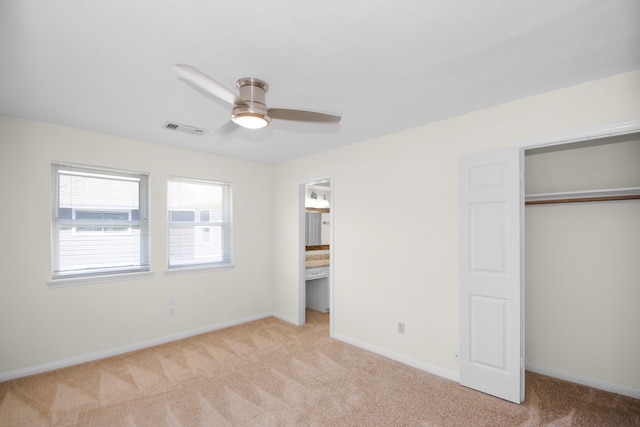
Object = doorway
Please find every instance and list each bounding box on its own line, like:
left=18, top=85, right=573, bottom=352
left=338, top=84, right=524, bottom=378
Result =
left=523, top=130, right=640, bottom=397
left=298, top=176, right=333, bottom=332
left=459, top=119, right=640, bottom=403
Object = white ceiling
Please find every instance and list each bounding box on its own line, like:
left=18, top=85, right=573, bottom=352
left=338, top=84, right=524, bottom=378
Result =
left=1, top=1, right=639, bottom=163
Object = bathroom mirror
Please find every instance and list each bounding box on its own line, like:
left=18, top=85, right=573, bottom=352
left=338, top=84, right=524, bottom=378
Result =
left=305, top=181, right=330, bottom=250
left=305, top=209, right=330, bottom=250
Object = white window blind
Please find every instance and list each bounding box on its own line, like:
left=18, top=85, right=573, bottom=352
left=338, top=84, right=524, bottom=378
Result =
left=168, top=177, right=232, bottom=268
left=52, top=164, right=150, bottom=279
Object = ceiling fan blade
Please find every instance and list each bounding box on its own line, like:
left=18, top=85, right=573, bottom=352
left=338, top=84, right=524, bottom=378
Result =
left=212, top=120, right=239, bottom=138
left=172, top=64, right=242, bottom=106
left=269, top=108, right=341, bottom=124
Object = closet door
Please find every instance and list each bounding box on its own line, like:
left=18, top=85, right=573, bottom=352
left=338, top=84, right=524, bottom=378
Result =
left=459, top=147, right=524, bottom=404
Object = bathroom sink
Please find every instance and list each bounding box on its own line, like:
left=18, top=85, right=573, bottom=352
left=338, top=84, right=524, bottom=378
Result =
left=305, top=266, right=329, bottom=280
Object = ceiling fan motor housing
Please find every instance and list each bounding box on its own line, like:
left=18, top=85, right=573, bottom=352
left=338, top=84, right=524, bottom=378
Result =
left=232, top=78, right=271, bottom=126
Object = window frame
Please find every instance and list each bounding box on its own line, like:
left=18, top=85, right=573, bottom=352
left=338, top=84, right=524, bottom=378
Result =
left=167, top=176, right=233, bottom=270
left=51, top=163, right=150, bottom=281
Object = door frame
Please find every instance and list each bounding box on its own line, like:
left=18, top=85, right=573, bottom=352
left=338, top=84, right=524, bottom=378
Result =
left=516, top=120, right=640, bottom=151
left=516, top=118, right=640, bottom=396
left=298, top=175, right=334, bottom=334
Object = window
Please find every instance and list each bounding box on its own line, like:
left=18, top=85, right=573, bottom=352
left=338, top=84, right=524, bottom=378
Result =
left=167, top=177, right=232, bottom=268
left=52, top=164, right=150, bottom=279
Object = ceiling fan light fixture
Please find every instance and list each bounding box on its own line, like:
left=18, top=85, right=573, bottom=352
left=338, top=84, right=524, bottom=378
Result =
left=231, top=78, right=271, bottom=129
left=232, top=110, right=271, bottom=129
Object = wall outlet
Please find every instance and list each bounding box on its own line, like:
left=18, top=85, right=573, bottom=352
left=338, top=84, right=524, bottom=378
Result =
left=397, top=322, right=405, bottom=334
left=168, top=295, right=176, bottom=317
left=453, top=349, right=460, bottom=363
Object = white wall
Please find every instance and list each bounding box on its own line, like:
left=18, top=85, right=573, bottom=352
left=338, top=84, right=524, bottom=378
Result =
left=0, top=117, right=274, bottom=376
left=1, top=70, right=638, bottom=391
left=525, top=136, right=640, bottom=393
left=272, top=70, right=640, bottom=385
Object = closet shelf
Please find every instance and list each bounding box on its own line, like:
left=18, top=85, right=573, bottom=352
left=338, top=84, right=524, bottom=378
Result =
left=525, top=187, right=640, bottom=205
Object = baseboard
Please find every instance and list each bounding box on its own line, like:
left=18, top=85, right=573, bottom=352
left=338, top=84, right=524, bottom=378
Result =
left=270, top=312, right=298, bottom=325
left=332, top=332, right=459, bottom=383
left=0, top=312, right=274, bottom=382
left=15, top=316, right=634, bottom=402
left=526, top=363, right=640, bottom=400
left=325, top=337, right=640, bottom=400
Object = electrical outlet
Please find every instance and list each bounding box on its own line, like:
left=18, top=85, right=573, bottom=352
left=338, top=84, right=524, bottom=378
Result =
left=397, top=322, right=405, bottom=334
left=168, top=295, right=176, bottom=317
left=453, top=349, right=460, bottom=363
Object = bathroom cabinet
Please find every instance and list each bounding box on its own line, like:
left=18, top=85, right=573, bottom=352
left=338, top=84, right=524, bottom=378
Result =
left=305, top=266, right=329, bottom=312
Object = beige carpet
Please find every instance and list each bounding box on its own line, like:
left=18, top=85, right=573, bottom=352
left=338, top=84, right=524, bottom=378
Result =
left=1, top=310, right=639, bottom=426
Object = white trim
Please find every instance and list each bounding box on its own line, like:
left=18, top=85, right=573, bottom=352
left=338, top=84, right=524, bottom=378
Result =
left=328, top=179, right=334, bottom=338
left=48, top=270, right=155, bottom=287
left=52, top=160, right=150, bottom=179
left=526, top=363, right=640, bottom=400
left=0, top=312, right=273, bottom=382
left=270, top=312, right=298, bottom=325
left=332, top=332, right=459, bottom=383
left=164, top=264, right=235, bottom=275
left=298, top=182, right=307, bottom=326
left=167, top=174, right=232, bottom=187
left=516, top=119, right=640, bottom=149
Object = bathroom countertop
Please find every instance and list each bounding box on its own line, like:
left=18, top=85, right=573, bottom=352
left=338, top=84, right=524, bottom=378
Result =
left=305, top=253, right=330, bottom=268
left=305, top=260, right=330, bottom=268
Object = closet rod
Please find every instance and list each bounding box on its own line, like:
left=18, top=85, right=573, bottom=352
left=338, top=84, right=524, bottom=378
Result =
left=525, top=187, right=640, bottom=205
left=525, top=194, right=640, bottom=205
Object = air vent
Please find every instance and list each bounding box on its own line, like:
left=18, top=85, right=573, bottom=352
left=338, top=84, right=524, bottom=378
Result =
left=163, top=121, right=207, bottom=136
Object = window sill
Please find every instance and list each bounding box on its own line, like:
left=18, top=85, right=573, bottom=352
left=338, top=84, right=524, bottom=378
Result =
left=48, top=271, right=155, bottom=288
left=165, top=264, right=235, bottom=275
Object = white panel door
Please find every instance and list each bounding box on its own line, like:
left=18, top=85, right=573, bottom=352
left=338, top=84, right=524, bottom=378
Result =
left=459, top=148, right=523, bottom=404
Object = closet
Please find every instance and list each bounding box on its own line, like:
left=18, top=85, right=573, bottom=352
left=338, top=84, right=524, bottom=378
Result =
left=524, top=133, right=640, bottom=393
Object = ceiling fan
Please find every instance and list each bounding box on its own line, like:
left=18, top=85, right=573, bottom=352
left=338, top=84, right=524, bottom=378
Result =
left=173, top=64, right=341, bottom=130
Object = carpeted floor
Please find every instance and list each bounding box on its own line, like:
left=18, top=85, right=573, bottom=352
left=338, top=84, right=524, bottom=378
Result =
left=1, top=310, right=638, bottom=426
